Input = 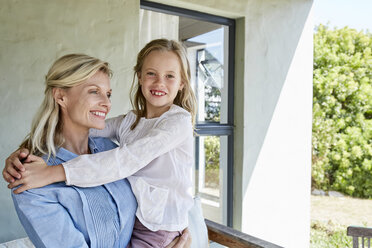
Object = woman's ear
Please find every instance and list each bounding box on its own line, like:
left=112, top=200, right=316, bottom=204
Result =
left=179, top=81, right=185, bottom=91
left=52, top=88, right=66, bottom=108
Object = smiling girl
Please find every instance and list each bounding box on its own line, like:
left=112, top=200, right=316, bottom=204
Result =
left=6, top=39, right=197, bottom=248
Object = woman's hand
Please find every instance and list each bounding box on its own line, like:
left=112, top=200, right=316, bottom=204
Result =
left=166, top=228, right=192, bottom=248
left=3, top=148, right=30, bottom=183
left=7, top=155, right=65, bottom=194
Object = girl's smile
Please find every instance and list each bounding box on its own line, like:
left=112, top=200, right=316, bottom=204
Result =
left=138, top=50, right=184, bottom=118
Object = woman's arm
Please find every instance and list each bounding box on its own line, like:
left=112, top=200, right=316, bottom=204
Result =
left=3, top=148, right=30, bottom=183
left=166, top=228, right=192, bottom=248
left=12, top=188, right=89, bottom=248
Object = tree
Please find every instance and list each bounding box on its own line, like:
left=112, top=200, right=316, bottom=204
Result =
left=312, top=25, right=372, bottom=198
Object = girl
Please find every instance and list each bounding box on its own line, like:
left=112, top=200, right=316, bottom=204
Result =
left=7, top=39, right=197, bottom=248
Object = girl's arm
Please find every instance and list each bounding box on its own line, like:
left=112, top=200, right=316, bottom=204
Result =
left=64, top=111, right=192, bottom=187
left=8, top=110, right=192, bottom=191
left=89, top=115, right=125, bottom=141
left=9, top=155, right=66, bottom=194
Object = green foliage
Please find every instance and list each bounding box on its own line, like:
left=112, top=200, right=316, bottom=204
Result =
left=310, top=221, right=352, bottom=248
left=204, top=136, right=220, bottom=171
left=205, top=85, right=221, bottom=122
left=204, top=136, right=220, bottom=187
left=312, top=25, right=372, bottom=198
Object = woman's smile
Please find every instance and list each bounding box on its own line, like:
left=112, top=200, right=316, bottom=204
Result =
left=90, top=110, right=107, bottom=118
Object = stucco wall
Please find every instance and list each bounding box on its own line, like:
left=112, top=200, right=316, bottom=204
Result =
left=241, top=2, right=313, bottom=247
left=0, top=0, right=139, bottom=242
left=0, top=0, right=313, bottom=247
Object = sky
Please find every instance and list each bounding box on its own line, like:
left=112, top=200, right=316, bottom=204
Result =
left=187, top=0, right=372, bottom=65
left=313, top=0, right=372, bottom=32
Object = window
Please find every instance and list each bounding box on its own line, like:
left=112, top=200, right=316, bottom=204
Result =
left=140, top=0, right=235, bottom=226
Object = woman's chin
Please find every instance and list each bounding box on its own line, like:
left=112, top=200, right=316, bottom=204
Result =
left=89, top=123, right=105, bottom=130
left=94, top=125, right=105, bottom=130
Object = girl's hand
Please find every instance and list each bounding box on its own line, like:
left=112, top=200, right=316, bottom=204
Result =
left=8, top=155, right=65, bottom=194
left=3, top=148, right=30, bottom=183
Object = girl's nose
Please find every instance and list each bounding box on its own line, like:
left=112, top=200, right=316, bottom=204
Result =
left=154, top=76, right=165, bottom=85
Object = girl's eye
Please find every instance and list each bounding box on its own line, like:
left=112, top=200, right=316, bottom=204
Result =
left=147, top=72, right=155, bottom=76
left=107, top=92, right=112, bottom=99
left=166, top=74, right=175, bottom=79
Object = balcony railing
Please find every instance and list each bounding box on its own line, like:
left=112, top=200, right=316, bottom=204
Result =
left=206, top=219, right=284, bottom=248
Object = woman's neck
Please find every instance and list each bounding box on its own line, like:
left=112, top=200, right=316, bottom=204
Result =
left=61, top=128, right=90, bottom=155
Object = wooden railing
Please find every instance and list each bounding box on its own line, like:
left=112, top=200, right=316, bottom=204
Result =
left=347, top=226, right=372, bottom=248
left=206, top=219, right=284, bottom=248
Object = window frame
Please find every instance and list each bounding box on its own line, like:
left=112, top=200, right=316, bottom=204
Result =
left=140, top=0, right=235, bottom=227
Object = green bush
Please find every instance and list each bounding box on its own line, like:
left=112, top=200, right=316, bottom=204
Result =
left=204, top=136, right=220, bottom=170
left=204, top=136, right=220, bottom=187
left=310, top=221, right=352, bottom=248
left=312, top=25, right=372, bottom=198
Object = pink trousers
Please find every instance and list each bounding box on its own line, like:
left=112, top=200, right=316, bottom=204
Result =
left=127, top=218, right=181, bottom=248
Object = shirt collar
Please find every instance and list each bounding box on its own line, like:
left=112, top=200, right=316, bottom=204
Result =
left=48, top=137, right=99, bottom=163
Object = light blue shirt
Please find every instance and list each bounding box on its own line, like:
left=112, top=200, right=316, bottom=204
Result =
left=12, top=137, right=137, bottom=248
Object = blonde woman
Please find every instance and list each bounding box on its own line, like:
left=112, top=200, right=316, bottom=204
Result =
left=3, top=53, right=190, bottom=248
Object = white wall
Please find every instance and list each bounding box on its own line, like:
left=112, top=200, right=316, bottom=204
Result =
left=0, top=0, right=139, bottom=242
left=139, top=9, right=179, bottom=47
left=241, top=2, right=313, bottom=247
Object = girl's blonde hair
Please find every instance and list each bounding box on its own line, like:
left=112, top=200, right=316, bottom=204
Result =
left=130, top=38, right=197, bottom=130
left=20, top=54, right=112, bottom=158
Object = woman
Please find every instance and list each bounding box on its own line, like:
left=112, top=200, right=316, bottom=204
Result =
left=3, top=54, right=189, bottom=248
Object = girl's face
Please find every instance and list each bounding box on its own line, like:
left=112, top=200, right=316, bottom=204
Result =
left=57, top=70, right=112, bottom=133
left=138, top=50, right=184, bottom=118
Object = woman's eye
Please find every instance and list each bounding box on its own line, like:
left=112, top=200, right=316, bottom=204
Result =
left=147, top=72, right=155, bottom=76
left=90, top=90, right=98, bottom=94
left=107, top=92, right=112, bottom=99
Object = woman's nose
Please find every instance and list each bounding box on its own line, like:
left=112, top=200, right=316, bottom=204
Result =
left=100, top=94, right=111, bottom=109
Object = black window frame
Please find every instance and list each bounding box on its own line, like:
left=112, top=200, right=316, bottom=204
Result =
left=140, top=0, right=235, bottom=227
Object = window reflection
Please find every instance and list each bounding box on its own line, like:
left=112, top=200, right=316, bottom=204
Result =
left=184, top=27, right=228, bottom=124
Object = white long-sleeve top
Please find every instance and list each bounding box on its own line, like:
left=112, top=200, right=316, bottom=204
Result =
left=63, top=105, right=194, bottom=232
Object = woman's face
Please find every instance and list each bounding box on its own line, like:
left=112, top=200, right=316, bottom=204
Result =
left=59, top=70, right=112, bottom=132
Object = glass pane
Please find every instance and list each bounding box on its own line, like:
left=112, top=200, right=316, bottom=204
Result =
left=182, top=23, right=229, bottom=124
left=193, top=135, right=228, bottom=225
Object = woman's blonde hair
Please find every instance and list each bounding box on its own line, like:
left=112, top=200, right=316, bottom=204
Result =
left=130, top=38, right=197, bottom=130
left=20, top=54, right=112, bottom=158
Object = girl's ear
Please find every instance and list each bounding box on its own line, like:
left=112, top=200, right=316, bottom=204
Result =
left=137, top=72, right=142, bottom=85
left=53, top=88, right=67, bottom=108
